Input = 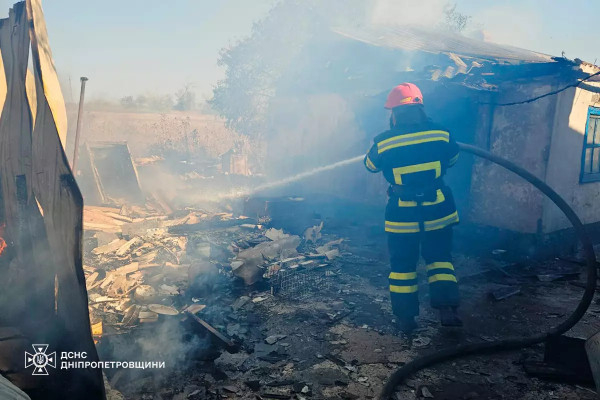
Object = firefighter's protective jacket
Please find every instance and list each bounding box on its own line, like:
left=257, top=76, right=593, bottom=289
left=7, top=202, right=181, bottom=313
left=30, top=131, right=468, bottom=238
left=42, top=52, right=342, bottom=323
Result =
left=364, top=120, right=459, bottom=233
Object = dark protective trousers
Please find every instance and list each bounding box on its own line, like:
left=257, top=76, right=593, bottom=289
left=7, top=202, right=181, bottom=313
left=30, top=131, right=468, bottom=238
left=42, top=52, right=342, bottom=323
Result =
left=387, top=226, right=459, bottom=319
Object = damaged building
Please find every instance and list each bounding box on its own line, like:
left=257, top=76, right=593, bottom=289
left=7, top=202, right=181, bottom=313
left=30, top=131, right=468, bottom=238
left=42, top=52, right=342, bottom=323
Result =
left=263, top=23, right=600, bottom=255
left=2, top=1, right=600, bottom=399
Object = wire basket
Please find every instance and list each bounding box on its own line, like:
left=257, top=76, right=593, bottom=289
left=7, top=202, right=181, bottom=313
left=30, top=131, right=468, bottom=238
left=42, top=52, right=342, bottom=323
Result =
left=270, top=266, right=333, bottom=299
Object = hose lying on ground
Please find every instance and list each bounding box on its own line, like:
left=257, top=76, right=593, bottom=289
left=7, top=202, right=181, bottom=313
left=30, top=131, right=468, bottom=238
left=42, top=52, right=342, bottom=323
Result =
left=380, top=142, right=598, bottom=399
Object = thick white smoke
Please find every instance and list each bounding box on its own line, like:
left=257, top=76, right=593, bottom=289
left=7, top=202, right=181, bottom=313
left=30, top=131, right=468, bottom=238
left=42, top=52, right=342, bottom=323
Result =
left=368, top=0, right=448, bottom=27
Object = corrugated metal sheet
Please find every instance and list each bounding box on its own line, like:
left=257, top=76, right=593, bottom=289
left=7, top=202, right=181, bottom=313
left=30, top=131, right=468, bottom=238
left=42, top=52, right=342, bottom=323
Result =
left=333, top=24, right=554, bottom=64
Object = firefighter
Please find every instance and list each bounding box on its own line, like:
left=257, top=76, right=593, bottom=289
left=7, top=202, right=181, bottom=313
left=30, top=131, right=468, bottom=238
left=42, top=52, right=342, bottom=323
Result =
left=364, top=82, right=462, bottom=333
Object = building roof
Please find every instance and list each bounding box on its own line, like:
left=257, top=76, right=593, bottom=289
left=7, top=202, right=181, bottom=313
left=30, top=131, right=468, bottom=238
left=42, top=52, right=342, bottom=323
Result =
left=332, top=24, right=554, bottom=64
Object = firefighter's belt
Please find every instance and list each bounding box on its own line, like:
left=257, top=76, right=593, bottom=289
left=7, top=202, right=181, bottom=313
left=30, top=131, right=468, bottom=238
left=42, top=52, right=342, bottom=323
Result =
left=387, top=181, right=444, bottom=203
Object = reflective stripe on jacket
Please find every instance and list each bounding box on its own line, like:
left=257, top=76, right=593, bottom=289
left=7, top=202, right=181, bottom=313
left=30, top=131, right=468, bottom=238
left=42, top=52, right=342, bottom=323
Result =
left=364, top=121, right=460, bottom=233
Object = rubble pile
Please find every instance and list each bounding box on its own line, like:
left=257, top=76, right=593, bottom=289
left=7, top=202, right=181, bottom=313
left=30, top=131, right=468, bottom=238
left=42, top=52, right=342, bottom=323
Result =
left=80, top=203, right=600, bottom=400
left=84, top=204, right=199, bottom=336
left=82, top=204, right=345, bottom=347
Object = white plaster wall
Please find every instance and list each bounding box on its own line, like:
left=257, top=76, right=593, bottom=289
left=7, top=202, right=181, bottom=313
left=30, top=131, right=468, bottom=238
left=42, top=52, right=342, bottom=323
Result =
left=543, top=79, right=600, bottom=233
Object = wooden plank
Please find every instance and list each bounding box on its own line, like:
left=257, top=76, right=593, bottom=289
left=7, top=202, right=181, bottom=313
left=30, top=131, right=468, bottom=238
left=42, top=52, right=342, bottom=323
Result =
left=92, top=238, right=127, bottom=255
left=85, top=205, right=122, bottom=213
left=86, top=142, right=108, bottom=204
left=83, top=222, right=122, bottom=233
left=86, top=142, right=144, bottom=204
left=84, top=209, right=127, bottom=225
left=185, top=311, right=236, bottom=348
left=168, top=217, right=254, bottom=234
left=104, top=211, right=133, bottom=223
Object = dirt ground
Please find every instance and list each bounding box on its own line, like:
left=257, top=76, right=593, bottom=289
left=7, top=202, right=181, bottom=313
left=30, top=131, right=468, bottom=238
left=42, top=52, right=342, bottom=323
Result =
left=103, top=222, right=600, bottom=400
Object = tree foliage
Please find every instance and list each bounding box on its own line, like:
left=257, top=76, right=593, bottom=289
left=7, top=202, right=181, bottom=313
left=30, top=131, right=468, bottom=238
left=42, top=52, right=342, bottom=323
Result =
left=441, top=3, right=471, bottom=33
left=210, top=0, right=473, bottom=137
left=117, top=85, right=199, bottom=113
left=209, top=0, right=361, bottom=137
left=118, top=94, right=174, bottom=112
left=174, top=84, right=196, bottom=111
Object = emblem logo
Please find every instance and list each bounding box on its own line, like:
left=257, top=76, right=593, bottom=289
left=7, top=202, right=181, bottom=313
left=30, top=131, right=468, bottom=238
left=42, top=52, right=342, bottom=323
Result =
left=25, top=344, right=56, bottom=375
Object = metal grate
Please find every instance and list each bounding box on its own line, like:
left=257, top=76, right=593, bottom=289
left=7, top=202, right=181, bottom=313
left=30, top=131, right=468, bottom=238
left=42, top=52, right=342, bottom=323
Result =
left=270, top=267, right=332, bottom=298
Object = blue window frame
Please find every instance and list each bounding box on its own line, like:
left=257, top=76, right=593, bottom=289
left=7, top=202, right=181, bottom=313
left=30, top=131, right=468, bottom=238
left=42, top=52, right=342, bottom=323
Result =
left=581, top=107, right=600, bottom=183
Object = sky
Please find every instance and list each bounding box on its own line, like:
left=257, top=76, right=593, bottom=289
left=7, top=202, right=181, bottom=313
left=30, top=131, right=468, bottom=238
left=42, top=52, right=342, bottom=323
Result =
left=460, top=0, right=599, bottom=64
left=0, top=0, right=597, bottom=102
left=6, top=0, right=278, bottom=102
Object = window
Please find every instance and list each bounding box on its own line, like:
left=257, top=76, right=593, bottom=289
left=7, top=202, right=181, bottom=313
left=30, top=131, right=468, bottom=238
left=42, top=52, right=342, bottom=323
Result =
left=581, top=107, right=600, bottom=183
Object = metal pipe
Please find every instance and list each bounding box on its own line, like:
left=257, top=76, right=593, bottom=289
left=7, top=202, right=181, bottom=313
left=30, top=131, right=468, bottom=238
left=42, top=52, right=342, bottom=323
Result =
left=380, top=142, right=597, bottom=399
left=71, top=76, right=88, bottom=171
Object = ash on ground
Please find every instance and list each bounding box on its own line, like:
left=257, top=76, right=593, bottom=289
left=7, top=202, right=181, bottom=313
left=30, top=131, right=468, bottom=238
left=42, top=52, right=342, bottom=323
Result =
left=83, top=202, right=599, bottom=400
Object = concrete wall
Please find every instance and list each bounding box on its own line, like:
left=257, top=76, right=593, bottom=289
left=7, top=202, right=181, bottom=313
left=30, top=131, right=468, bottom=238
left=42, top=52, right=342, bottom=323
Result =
left=469, top=80, right=559, bottom=233
left=543, top=69, right=600, bottom=232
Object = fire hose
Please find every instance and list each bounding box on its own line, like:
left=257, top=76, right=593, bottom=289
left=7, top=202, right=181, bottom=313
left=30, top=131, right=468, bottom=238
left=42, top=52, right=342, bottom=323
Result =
left=380, top=142, right=598, bottom=399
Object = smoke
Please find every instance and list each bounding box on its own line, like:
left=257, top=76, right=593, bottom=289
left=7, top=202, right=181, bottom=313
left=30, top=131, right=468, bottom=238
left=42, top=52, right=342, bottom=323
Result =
left=199, top=155, right=365, bottom=201
left=368, top=0, right=448, bottom=27
left=209, top=0, right=474, bottom=202
left=102, top=317, right=213, bottom=394
left=135, top=318, right=209, bottom=369
left=138, top=156, right=366, bottom=206
left=266, top=93, right=366, bottom=178
left=468, top=3, right=544, bottom=49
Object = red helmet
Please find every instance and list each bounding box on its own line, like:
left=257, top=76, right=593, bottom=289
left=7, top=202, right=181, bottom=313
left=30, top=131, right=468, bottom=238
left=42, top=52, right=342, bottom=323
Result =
left=384, top=83, right=423, bottom=109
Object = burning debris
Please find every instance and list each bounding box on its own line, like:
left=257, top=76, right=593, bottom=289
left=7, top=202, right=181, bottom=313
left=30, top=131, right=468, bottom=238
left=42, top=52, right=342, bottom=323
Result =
left=84, top=203, right=346, bottom=331
left=81, top=198, right=354, bottom=396
left=79, top=193, right=600, bottom=400
left=0, top=0, right=598, bottom=398
left=0, top=224, right=6, bottom=256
